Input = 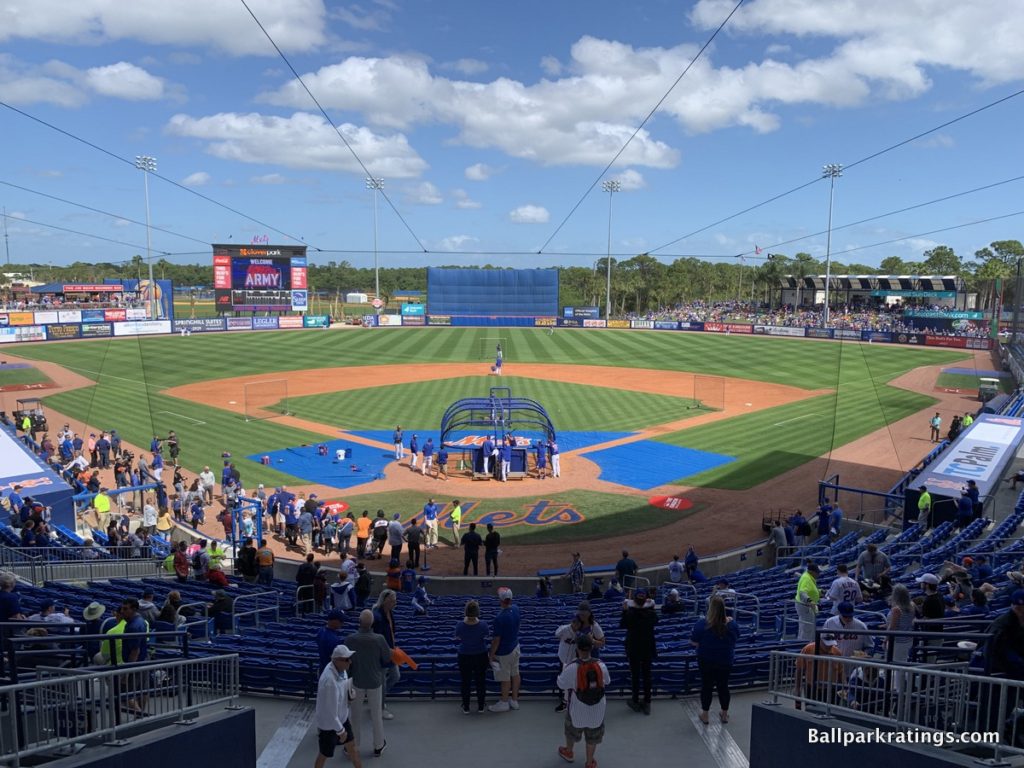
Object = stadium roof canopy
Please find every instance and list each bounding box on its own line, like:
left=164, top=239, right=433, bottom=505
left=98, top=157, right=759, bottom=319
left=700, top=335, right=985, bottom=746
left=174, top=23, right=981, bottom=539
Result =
left=778, top=274, right=965, bottom=291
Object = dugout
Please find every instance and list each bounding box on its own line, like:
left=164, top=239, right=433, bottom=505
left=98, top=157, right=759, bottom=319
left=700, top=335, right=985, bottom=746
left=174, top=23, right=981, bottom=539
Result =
left=439, top=387, right=556, bottom=479
left=0, top=424, right=74, bottom=528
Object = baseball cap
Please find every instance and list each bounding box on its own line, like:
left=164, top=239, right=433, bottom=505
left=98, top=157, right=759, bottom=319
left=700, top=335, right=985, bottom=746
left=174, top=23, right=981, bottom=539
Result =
left=393, top=513, right=400, bottom=520
left=916, top=573, right=939, bottom=585
left=837, top=601, right=855, bottom=617
left=962, top=556, right=974, bottom=566
left=1012, top=590, right=1024, bottom=606
left=326, top=610, right=345, bottom=623
left=820, top=636, right=838, bottom=647
left=497, top=587, right=514, bottom=601
left=331, top=645, right=356, bottom=659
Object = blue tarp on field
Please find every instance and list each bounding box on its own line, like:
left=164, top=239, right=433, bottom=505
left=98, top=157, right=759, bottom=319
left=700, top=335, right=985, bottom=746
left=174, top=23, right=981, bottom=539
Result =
left=246, top=441, right=390, bottom=490
left=582, top=440, right=735, bottom=491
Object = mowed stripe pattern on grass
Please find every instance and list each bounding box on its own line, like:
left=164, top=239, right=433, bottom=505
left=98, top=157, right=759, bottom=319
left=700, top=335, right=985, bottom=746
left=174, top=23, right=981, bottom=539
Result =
left=279, top=375, right=705, bottom=433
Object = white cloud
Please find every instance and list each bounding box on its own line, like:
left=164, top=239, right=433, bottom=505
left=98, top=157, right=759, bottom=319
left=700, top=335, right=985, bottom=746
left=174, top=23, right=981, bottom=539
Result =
left=7, top=211, right=27, bottom=220
left=182, top=171, right=210, bottom=186
left=916, top=133, right=955, bottom=149
left=166, top=111, right=428, bottom=178
left=0, top=0, right=327, bottom=55
left=509, top=204, right=550, bottom=224
left=611, top=169, right=646, bottom=191
left=765, top=43, right=791, bottom=56
left=0, top=54, right=87, bottom=106
left=332, top=2, right=392, bottom=31
left=251, top=173, right=287, bottom=184
left=539, top=55, right=563, bottom=77
left=465, top=163, right=492, bottom=181
left=452, top=189, right=481, bottom=209
left=437, top=234, right=478, bottom=251
left=85, top=62, right=165, bottom=100
left=404, top=181, right=442, bottom=205
left=441, top=58, right=488, bottom=76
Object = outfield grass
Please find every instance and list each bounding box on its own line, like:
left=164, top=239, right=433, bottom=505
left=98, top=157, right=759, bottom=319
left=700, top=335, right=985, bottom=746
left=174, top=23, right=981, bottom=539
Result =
left=344, top=489, right=700, bottom=546
left=0, top=366, right=51, bottom=387
left=936, top=372, right=1012, bottom=393
left=279, top=376, right=707, bottom=432
left=10, top=328, right=969, bottom=495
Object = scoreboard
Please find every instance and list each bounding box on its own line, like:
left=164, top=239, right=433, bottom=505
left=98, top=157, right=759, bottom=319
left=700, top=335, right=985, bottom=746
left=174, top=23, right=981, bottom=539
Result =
left=212, top=244, right=308, bottom=313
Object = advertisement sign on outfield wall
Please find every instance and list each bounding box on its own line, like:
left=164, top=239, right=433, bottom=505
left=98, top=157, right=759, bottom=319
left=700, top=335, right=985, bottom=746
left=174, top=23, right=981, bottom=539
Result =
left=804, top=328, right=834, bottom=339
left=226, top=317, right=253, bottom=331
left=57, top=310, right=82, bottom=324
left=401, top=303, right=425, bottom=316
left=704, top=322, right=753, bottom=334
left=401, top=315, right=425, bottom=326
left=559, top=318, right=581, bottom=328
left=302, top=315, right=330, bottom=328
left=893, top=332, right=925, bottom=345
left=104, top=309, right=126, bottom=322
left=7, top=312, right=35, bottom=326
left=568, top=306, right=601, bottom=319
left=174, top=318, right=227, bottom=333
left=631, top=320, right=654, bottom=329
left=377, top=314, right=403, bottom=327
left=81, top=310, right=105, bottom=323
left=755, top=325, right=805, bottom=337
left=252, top=317, right=280, bottom=330
left=834, top=329, right=861, bottom=340
left=654, top=320, right=679, bottom=330
left=534, top=317, right=557, bottom=327
left=125, top=308, right=148, bottom=320
left=924, top=335, right=992, bottom=350
left=427, top=315, right=451, bottom=326
left=111, top=320, right=172, bottom=337
left=863, top=331, right=892, bottom=343
left=278, top=316, right=303, bottom=329
left=81, top=323, right=113, bottom=337
left=33, top=311, right=59, bottom=325
left=0, top=326, right=46, bottom=343
left=47, top=324, right=81, bottom=340
left=362, top=314, right=377, bottom=327
left=582, top=319, right=607, bottom=328
left=678, top=322, right=705, bottom=331
left=607, top=319, right=631, bottom=328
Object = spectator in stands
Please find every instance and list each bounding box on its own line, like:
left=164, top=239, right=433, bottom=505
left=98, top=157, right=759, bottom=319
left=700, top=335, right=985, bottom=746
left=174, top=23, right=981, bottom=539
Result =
left=794, top=636, right=844, bottom=709
left=985, top=590, right=1024, bottom=679
left=554, top=600, right=606, bottom=712
left=400, top=561, right=416, bottom=594
left=189, top=497, right=205, bottom=529
left=355, top=510, right=371, bottom=559
left=666, top=554, right=684, bottom=584
left=140, top=496, right=157, bottom=536
left=296, top=553, right=319, bottom=604
left=157, top=591, right=194, bottom=627
left=885, top=584, right=917, bottom=665
left=917, top=573, right=945, bottom=630
left=455, top=599, right=489, bottom=714
left=794, top=562, right=821, bottom=641
left=345, top=609, right=393, bottom=757
left=403, top=517, right=423, bottom=568
left=691, top=595, right=740, bottom=724
left=568, top=552, right=585, bottom=593
left=156, top=502, right=173, bottom=539
left=387, top=513, right=404, bottom=563
left=816, top=504, right=832, bottom=540
left=615, top=550, right=638, bottom=592
left=790, top=512, right=810, bottom=547
left=207, top=590, right=233, bottom=634
left=588, top=578, right=603, bottom=600
left=684, top=545, right=702, bottom=582
left=955, top=489, right=974, bottom=530
left=137, top=590, right=159, bottom=625
left=385, top=560, right=401, bottom=592
left=603, top=578, right=624, bottom=601
left=620, top=587, right=658, bottom=715
left=662, top=589, right=685, bottom=615
left=769, top=521, right=787, bottom=563
left=537, top=576, right=553, bottom=599
left=168, top=540, right=188, bottom=583
left=354, top=564, right=371, bottom=608
left=120, top=598, right=148, bottom=663
left=488, top=586, right=522, bottom=712
left=461, top=522, right=483, bottom=576
left=82, top=602, right=106, bottom=657
left=207, top=559, right=230, bottom=589
left=256, top=539, right=275, bottom=587
left=314, top=644, right=362, bottom=768
left=331, top=569, right=355, bottom=613
left=297, top=504, right=314, bottom=555
left=917, top=485, right=933, bottom=528
left=823, top=602, right=872, bottom=657
left=412, top=576, right=432, bottom=615
left=829, top=504, right=843, bottom=536
left=556, top=633, right=609, bottom=768
left=236, top=538, right=257, bottom=584
left=847, top=663, right=887, bottom=715
left=484, top=523, right=500, bottom=576
left=957, top=589, right=990, bottom=617
left=854, top=542, right=892, bottom=599
left=825, top=564, right=863, bottom=612
left=372, top=590, right=401, bottom=717
left=191, top=540, right=210, bottom=581
left=316, top=610, right=348, bottom=672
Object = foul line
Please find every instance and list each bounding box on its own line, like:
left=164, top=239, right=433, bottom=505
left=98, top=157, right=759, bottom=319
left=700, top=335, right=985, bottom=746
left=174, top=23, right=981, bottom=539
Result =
left=773, top=412, right=826, bottom=426
left=156, top=410, right=206, bottom=426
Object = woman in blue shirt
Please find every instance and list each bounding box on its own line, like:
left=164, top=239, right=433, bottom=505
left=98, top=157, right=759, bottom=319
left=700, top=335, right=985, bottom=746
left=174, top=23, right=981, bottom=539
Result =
left=690, top=595, right=740, bottom=724
left=454, top=600, right=489, bottom=714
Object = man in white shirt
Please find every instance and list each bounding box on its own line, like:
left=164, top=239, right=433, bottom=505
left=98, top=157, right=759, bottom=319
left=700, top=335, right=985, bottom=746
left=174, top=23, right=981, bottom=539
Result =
left=666, top=555, right=685, bottom=584
left=198, top=467, right=216, bottom=505
left=825, top=564, right=863, bottom=614
left=556, top=634, right=610, bottom=767
left=141, top=498, right=158, bottom=536
left=315, top=644, right=362, bottom=768
left=822, top=602, right=873, bottom=657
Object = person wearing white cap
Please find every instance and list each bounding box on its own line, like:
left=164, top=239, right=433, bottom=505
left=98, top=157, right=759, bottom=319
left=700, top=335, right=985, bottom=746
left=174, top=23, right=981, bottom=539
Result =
left=488, top=587, right=521, bottom=712
left=315, top=644, right=362, bottom=768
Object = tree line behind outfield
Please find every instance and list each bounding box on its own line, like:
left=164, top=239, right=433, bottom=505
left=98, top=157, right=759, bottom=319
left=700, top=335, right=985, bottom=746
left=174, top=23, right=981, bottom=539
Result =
left=1, top=239, right=1021, bottom=316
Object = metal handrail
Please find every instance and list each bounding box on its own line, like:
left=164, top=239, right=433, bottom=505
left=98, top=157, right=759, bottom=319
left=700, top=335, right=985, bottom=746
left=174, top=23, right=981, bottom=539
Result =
left=660, top=581, right=699, bottom=616
left=0, top=653, right=239, bottom=766
left=295, top=584, right=316, bottom=615
left=231, top=590, right=280, bottom=633
left=711, top=591, right=762, bottom=629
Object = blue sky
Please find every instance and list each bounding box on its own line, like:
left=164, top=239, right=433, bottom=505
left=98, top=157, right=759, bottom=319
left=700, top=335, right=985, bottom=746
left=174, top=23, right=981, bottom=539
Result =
left=1, top=0, right=1022, bottom=270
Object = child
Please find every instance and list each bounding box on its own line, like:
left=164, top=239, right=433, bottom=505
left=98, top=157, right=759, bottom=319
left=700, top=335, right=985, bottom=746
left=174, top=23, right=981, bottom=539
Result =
left=412, top=576, right=432, bottom=615
left=189, top=499, right=205, bottom=530
left=385, top=559, right=402, bottom=591
left=321, top=516, right=336, bottom=555
left=400, top=560, right=417, bottom=593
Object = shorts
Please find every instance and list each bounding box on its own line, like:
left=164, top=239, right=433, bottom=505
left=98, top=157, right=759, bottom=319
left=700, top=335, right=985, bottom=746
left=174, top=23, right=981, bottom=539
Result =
left=564, top=715, right=604, bottom=745
left=318, top=723, right=354, bottom=757
left=493, top=645, right=521, bottom=682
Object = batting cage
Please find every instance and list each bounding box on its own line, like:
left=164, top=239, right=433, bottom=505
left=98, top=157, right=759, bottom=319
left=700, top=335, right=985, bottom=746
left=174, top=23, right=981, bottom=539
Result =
left=427, top=267, right=559, bottom=317
left=693, top=374, right=725, bottom=411
left=439, top=386, right=555, bottom=480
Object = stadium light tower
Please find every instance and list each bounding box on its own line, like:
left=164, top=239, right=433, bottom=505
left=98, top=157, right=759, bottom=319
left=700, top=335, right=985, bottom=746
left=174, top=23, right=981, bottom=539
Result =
left=822, top=163, right=843, bottom=328
left=134, top=155, right=158, bottom=319
left=602, top=179, right=621, bottom=320
left=366, top=177, right=384, bottom=305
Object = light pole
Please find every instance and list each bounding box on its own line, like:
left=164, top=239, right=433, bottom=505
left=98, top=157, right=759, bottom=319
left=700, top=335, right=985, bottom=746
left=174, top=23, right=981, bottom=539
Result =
left=602, top=179, right=621, bottom=320
left=822, top=163, right=843, bottom=328
left=365, top=177, right=384, bottom=306
left=134, top=155, right=158, bottom=319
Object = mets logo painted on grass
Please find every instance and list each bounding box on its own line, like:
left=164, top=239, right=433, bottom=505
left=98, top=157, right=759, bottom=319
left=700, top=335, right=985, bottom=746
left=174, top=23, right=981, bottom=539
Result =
left=428, top=500, right=583, bottom=529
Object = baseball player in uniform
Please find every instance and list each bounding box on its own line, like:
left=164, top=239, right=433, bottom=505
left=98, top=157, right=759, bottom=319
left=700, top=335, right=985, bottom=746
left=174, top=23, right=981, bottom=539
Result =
left=481, top=436, right=494, bottom=475
left=409, top=434, right=419, bottom=470
left=393, top=426, right=404, bottom=461
left=548, top=438, right=560, bottom=478
left=421, top=438, right=435, bottom=476
left=500, top=441, right=512, bottom=482
left=422, top=499, right=439, bottom=548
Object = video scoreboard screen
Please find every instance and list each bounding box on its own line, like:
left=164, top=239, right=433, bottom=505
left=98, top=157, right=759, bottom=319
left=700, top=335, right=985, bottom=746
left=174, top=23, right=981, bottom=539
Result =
left=212, top=244, right=308, bottom=313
